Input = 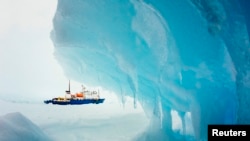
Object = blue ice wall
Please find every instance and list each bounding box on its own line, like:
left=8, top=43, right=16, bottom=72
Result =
left=51, top=0, right=250, bottom=140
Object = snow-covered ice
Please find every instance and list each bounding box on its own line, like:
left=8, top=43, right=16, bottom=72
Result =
left=0, top=95, right=149, bottom=141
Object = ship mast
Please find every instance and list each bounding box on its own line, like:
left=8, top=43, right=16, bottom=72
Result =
left=69, top=80, right=70, bottom=92
left=65, top=80, right=71, bottom=94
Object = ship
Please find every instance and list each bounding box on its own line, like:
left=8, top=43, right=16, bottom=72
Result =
left=44, top=80, right=105, bottom=105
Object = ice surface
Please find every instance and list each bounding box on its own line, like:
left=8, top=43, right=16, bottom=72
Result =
left=0, top=112, right=52, bottom=141
left=190, top=0, right=250, bottom=124
left=51, top=0, right=250, bottom=140
left=0, top=96, right=149, bottom=141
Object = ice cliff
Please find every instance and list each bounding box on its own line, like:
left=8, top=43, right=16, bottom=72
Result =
left=50, top=0, right=250, bottom=140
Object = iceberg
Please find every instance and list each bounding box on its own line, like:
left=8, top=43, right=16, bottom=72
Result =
left=51, top=0, right=250, bottom=140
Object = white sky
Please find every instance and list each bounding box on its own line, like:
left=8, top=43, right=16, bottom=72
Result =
left=0, top=0, right=67, bottom=101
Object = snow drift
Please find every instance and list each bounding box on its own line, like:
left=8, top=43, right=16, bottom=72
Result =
left=0, top=112, right=52, bottom=141
left=51, top=0, right=250, bottom=140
